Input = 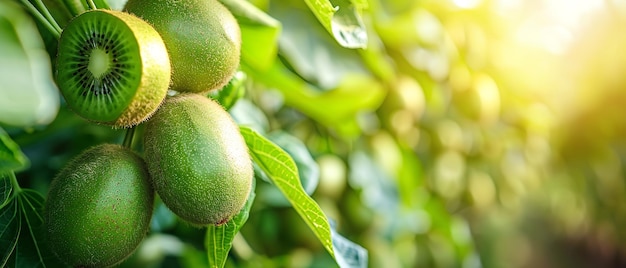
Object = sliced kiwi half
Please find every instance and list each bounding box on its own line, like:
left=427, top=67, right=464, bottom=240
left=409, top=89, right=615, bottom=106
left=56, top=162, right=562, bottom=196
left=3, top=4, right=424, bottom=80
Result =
left=55, top=9, right=171, bottom=128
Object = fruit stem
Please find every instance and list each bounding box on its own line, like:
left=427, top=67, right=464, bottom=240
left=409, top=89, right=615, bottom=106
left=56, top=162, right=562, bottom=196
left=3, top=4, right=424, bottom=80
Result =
left=8, top=171, right=23, bottom=195
left=62, top=0, right=87, bottom=17
left=19, top=0, right=61, bottom=38
left=86, top=0, right=97, bottom=10
left=122, top=127, right=136, bottom=149
left=33, top=0, right=63, bottom=32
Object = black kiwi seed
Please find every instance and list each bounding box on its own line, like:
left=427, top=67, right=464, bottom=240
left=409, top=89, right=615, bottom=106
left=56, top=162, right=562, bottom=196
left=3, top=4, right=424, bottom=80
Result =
left=55, top=9, right=171, bottom=128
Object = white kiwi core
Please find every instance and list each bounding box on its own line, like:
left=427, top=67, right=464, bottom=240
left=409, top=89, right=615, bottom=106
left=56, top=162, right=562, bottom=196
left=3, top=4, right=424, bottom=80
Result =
left=88, top=48, right=111, bottom=79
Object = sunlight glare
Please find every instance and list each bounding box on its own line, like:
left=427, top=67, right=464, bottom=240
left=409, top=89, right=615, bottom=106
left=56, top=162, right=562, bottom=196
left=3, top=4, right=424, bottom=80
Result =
left=509, top=0, right=603, bottom=55
left=453, top=0, right=482, bottom=9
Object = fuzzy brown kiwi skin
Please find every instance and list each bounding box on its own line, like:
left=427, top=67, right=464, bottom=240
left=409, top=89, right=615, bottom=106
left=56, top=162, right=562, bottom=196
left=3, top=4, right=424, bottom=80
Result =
left=124, top=0, right=241, bottom=93
left=143, top=94, right=253, bottom=226
left=55, top=9, right=171, bottom=128
left=45, top=144, right=154, bottom=267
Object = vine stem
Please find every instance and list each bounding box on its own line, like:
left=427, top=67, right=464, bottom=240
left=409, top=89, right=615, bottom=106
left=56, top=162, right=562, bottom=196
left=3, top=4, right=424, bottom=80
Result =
left=33, top=0, right=62, bottom=33
left=62, top=0, right=86, bottom=17
left=19, top=0, right=61, bottom=38
left=9, top=171, right=23, bottom=195
left=86, top=0, right=97, bottom=10
left=122, top=127, right=136, bottom=149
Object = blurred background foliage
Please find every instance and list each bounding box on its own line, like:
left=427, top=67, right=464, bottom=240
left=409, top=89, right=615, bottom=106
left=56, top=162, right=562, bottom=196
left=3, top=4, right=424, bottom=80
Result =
left=4, top=0, right=626, bottom=267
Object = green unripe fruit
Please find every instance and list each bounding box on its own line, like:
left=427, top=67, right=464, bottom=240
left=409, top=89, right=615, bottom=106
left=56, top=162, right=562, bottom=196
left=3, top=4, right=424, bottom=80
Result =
left=124, top=0, right=241, bottom=93
left=143, top=94, right=253, bottom=226
left=45, top=144, right=154, bottom=267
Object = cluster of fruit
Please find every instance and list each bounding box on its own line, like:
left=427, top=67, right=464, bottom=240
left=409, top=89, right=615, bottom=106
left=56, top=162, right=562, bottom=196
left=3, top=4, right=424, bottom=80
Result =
left=44, top=0, right=253, bottom=267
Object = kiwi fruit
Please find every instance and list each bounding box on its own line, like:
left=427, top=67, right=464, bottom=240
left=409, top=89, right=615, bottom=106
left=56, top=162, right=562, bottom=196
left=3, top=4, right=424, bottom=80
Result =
left=55, top=9, right=171, bottom=128
left=143, top=94, right=253, bottom=226
left=124, top=0, right=241, bottom=93
left=45, top=144, right=154, bottom=267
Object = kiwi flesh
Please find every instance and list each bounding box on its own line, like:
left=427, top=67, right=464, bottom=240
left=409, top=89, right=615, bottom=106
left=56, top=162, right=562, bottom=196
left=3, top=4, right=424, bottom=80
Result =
left=45, top=144, right=154, bottom=267
left=55, top=9, right=171, bottom=128
left=124, top=0, right=241, bottom=93
left=143, top=94, right=253, bottom=226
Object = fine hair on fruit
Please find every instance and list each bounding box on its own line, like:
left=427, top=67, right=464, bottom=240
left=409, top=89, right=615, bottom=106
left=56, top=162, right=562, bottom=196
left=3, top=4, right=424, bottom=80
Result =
left=143, top=94, right=253, bottom=226
left=124, top=0, right=241, bottom=93
left=45, top=144, right=154, bottom=267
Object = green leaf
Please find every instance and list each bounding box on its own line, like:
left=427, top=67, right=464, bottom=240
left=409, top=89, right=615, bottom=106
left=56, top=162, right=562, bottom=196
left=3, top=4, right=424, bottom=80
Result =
left=0, top=196, right=20, bottom=267
left=261, top=131, right=319, bottom=206
left=240, top=24, right=281, bottom=71
left=303, top=0, right=335, bottom=37
left=239, top=126, right=334, bottom=258
left=219, top=0, right=281, bottom=70
left=0, top=1, right=60, bottom=127
left=0, top=128, right=30, bottom=173
left=208, top=71, right=247, bottom=110
left=10, top=190, right=47, bottom=267
left=242, top=60, right=385, bottom=132
left=1, top=187, right=64, bottom=267
left=229, top=99, right=270, bottom=134
left=271, top=2, right=369, bottom=90
left=330, top=220, right=368, bottom=268
left=205, top=179, right=256, bottom=268
left=303, top=0, right=367, bottom=48
left=0, top=173, right=13, bottom=209
left=268, top=131, right=319, bottom=195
